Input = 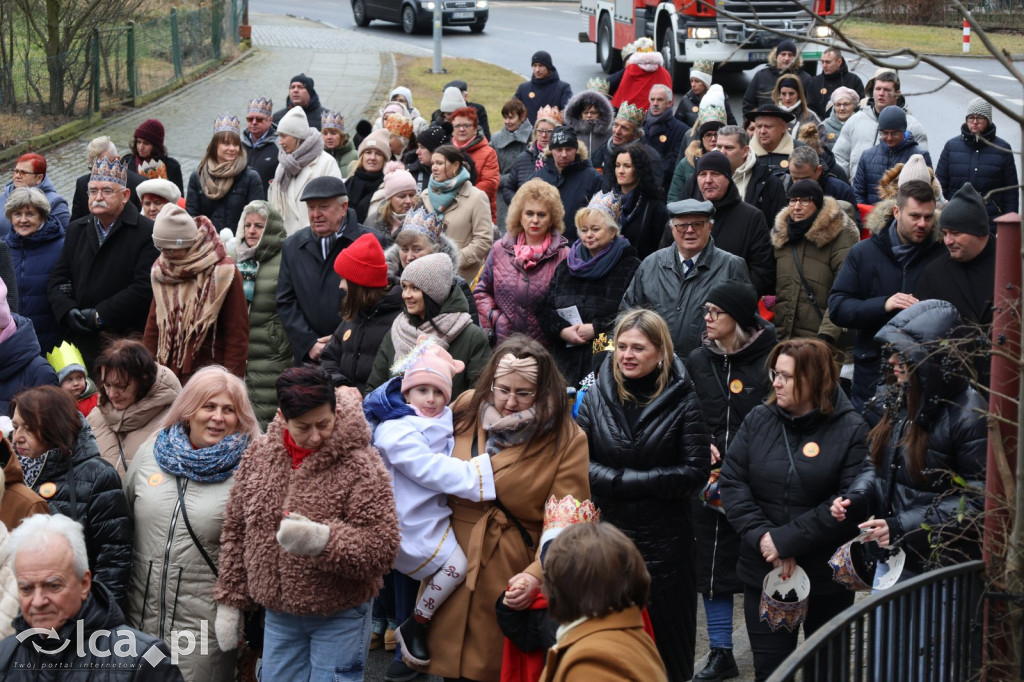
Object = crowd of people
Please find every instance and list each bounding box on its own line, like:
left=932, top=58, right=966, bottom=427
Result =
left=0, top=33, right=1007, bottom=682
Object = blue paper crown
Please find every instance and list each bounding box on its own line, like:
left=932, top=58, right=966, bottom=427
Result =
left=400, top=207, right=445, bottom=244
left=586, top=190, right=623, bottom=222
left=214, top=113, right=241, bottom=135
left=247, top=97, right=273, bottom=117
left=90, top=157, right=128, bottom=186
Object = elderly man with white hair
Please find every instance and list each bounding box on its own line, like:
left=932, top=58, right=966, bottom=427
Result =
left=69, top=136, right=146, bottom=223
left=643, top=84, right=688, bottom=189
left=0, top=514, right=183, bottom=679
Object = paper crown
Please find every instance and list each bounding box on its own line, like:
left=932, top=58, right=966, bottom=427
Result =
left=586, top=77, right=610, bottom=96
left=759, top=565, right=811, bottom=632
left=138, top=159, right=167, bottom=180
left=692, top=58, right=715, bottom=76
left=46, top=341, right=87, bottom=383
left=213, top=113, right=241, bottom=135
left=384, top=114, right=414, bottom=139
left=539, top=495, right=600, bottom=550
left=586, top=190, right=622, bottom=223
left=247, top=96, right=273, bottom=117
left=321, top=110, right=346, bottom=132
left=828, top=538, right=875, bottom=592
left=535, top=105, right=564, bottom=126
left=592, top=332, right=614, bottom=355
left=615, top=102, right=645, bottom=128
left=90, top=157, right=128, bottom=186
left=400, top=207, right=445, bottom=245
left=630, top=37, right=655, bottom=53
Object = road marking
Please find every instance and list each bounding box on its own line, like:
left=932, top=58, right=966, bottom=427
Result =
left=992, top=74, right=1018, bottom=81
left=909, top=74, right=941, bottom=81
left=949, top=66, right=981, bottom=73
left=984, top=90, right=1005, bottom=99
left=1008, top=98, right=1024, bottom=106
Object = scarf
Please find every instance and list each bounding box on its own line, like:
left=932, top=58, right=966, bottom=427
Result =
left=889, top=222, right=925, bottom=267
left=151, top=218, right=237, bottom=372
left=534, top=143, right=547, bottom=171
left=276, top=133, right=325, bottom=194
left=391, top=310, right=473, bottom=359
left=428, top=166, right=470, bottom=213
left=236, top=258, right=259, bottom=303
left=283, top=429, right=315, bottom=469
left=19, top=451, right=51, bottom=489
left=786, top=213, right=816, bottom=243
left=198, top=153, right=248, bottom=201
left=565, top=236, right=630, bottom=279
left=234, top=232, right=260, bottom=264
left=513, top=232, right=552, bottom=270
left=779, top=100, right=803, bottom=114
left=480, top=403, right=537, bottom=454
left=152, top=422, right=249, bottom=483
left=453, top=132, right=484, bottom=151
left=619, top=188, right=643, bottom=226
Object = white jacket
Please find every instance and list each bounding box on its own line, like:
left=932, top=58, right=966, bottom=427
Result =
left=0, top=524, right=18, bottom=640
left=833, top=105, right=929, bottom=179
left=267, top=151, right=343, bottom=235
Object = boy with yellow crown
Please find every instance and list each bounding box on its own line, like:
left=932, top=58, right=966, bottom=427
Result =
left=46, top=340, right=99, bottom=415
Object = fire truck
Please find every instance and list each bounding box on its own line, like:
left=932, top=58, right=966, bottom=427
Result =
left=579, top=0, right=835, bottom=89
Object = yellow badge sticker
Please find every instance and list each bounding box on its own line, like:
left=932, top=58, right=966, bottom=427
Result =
left=780, top=159, right=789, bottom=168
left=821, top=88, right=828, bottom=95
left=659, top=134, right=667, bottom=143
left=828, top=133, right=835, bottom=140
left=803, top=442, right=820, bottom=458
left=528, top=92, right=536, bottom=99
left=729, top=379, right=744, bottom=394
left=692, top=106, right=699, bottom=113
left=343, top=329, right=352, bottom=342
left=148, top=473, right=164, bottom=487
left=39, top=482, right=57, bottom=499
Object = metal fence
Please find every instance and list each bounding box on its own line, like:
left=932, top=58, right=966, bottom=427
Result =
left=767, top=560, right=986, bottom=682
left=848, top=0, right=1024, bottom=30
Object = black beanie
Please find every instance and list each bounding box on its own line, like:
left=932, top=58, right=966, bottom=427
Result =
left=939, top=182, right=989, bottom=236
left=776, top=39, right=797, bottom=56
left=531, top=51, right=555, bottom=71
left=695, top=150, right=733, bottom=179
left=706, top=279, right=759, bottom=331
left=548, top=126, right=578, bottom=150
left=418, top=124, right=452, bottom=152
left=788, top=179, right=824, bottom=210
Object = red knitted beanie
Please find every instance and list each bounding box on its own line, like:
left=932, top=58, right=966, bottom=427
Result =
left=334, top=233, right=388, bottom=287
left=134, top=118, right=165, bottom=147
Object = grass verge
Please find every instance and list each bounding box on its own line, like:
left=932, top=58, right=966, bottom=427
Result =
left=394, top=55, right=525, bottom=126
left=840, top=18, right=1024, bottom=56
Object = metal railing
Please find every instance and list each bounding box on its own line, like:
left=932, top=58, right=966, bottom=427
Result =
left=767, top=560, right=985, bottom=682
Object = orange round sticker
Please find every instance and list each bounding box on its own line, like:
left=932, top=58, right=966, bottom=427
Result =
left=39, top=482, right=57, bottom=499
left=820, top=87, right=828, bottom=95
left=729, top=379, right=744, bottom=394
left=342, top=329, right=352, bottom=342
left=148, top=473, right=164, bottom=487
left=780, top=159, right=789, bottom=168
left=659, top=134, right=667, bottom=143
left=528, top=92, right=536, bottom=99
left=828, top=133, right=835, bottom=140
left=803, top=442, right=820, bottom=458
left=692, top=106, right=699, bottom=113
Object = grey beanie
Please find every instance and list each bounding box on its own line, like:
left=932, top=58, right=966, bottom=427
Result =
left=401, top=252, right=453, bottom=306
left=939, top=182, right=989, bottom=236
left=966, top=97, right=992, bottom=122
left=440, top=87, right=466, bottom=114
left=877, top=105, right=907, bottom=132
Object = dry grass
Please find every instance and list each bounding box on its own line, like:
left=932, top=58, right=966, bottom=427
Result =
left=395, top=55, right=525, bottom=124
left=840, top=18, right=1024, bottom=56
left=0, top=112, right=58, bottom=151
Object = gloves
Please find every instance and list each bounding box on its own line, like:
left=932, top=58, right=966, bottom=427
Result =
left=214, top=603, right=241, bottom=651
left=276, top=512, right=330, bottom=557
left=66, top=309, right=91, bottom=334
left=80, top=308, right=99, bottom=330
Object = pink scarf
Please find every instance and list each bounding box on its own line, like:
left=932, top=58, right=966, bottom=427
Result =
left=513, top=232, right=551, bottom=270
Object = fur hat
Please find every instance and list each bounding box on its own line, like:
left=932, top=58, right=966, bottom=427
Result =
left=788, top=179, right=824, bottom=210
left=939, top=182, right=989, bottom=236
left=401, top=252, right=453, bottom=306
left=966, top=97, right=992, bottom=123
left=690, top=59, right=715, bottom=87
left=359, top=128, right=392, bottom=157
left=277, top=106, right=311, bottom=139
left=152, top=204, right=198, bottom=250
left=399, top=337, right=465, bottom=405
left=136, top=179, right=181, bottom=205
left=706, top=279, right=758, bottom=330
left=133, top=119, right=165, bottom=147
left=440, top=87, right=467, bottom=113
left=417, top=124, right=451, bottom=152
left=334, top=233, right=388, bottom=287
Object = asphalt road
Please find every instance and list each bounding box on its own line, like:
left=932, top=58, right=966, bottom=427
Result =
left=253, top=0, right=1023, bottom=156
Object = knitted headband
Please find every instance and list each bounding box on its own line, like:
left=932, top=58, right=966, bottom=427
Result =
left=493, top=354, right=538, bottom=384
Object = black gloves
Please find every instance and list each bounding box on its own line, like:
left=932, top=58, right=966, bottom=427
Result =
left=66, top=308, right=99, bottom=334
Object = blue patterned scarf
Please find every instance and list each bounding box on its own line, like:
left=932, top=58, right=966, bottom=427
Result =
left=428, top=166, right=471, bottom=214
left=565, top=236, right=630, bottom=280
left=153, top=423, right=249, bottom=483
left=236, top=258, right=259, bottom=303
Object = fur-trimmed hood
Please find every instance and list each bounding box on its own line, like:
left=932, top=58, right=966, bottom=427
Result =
left=772, top=196, right=859, bottom=249
left=684, top=139, right=704, bottom=166
left=564, top=90, right=614, bottom=137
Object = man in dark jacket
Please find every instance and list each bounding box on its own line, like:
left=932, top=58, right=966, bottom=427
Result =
left=272, top=73, right=326, bottom=131
left=742, top=40, right=815, bottom=116
left=277, top=177, right=370, bottom=365
left=48, top=159, right=158, bottom=366
left=643, top=84, right=689, bottom=191
left=513, top=51, right=572, bottom=124
left=242, top=95, right=279, bottom=194
left=746, top=105, right=804, bottom=176
left=530, top=127, right=603, bottom=243
left=828, top=179, right=945, bottom=409
left=935, top=97, right=1018, bottom=231
left=621, top=198, right=751, bottom=355
left=852, top=106, right=931, bottom=205
left=0, top=513, right=182, bottom=680
left=662, top=151, right=775, bottom=296
left=807, top=48, right=865, bottom=119
left=69, top=137, right=144, bottom=223
left=712, top=125, right=787, bottom=228
left=593, top=103, right=646, bottom=181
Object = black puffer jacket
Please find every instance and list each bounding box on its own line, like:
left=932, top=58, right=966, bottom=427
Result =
left=319, top=283, right=404, bottom=393
left=31, top=416, right=132, bottom=604
left=720, top=388, right=867, bottom=590
left=807, top=60, right=865, bottom=119
left=935, top=122, right=1019, bottom=228
left=845, top=300, right=987, bottom=573
left=577, top=355, right=710, bottom=682
left=0, top=581, right=183, bottom=681
left=185, top=167, right=265, bottom=231
left=685, top=322, right=777, bottom=596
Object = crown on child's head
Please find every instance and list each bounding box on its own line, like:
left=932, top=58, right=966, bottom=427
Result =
left=214, top=113, right=241, bottom=135
left=46, top=341, right=88, bottom=384
left=90, top=157, right=128, bottom=186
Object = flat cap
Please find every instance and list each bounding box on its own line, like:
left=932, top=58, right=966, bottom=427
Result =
left=667, top=199, right=714, bottom=217
left=300, top=176, right=347, bottom=201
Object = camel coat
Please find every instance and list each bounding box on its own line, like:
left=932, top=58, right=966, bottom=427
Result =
left=426, top=391, right=590, bottom=682
left=541, top=607, right=668, bottom=682
left=421, top=182, right=493, bottom=283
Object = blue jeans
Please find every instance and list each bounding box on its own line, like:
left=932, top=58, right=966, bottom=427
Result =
left=703, top=593, right=735, bottom=649
left=262, top=601, right=371, bottom=682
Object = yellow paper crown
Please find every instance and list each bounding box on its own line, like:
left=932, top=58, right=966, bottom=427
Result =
left=46, top=341, right=87, bottom=379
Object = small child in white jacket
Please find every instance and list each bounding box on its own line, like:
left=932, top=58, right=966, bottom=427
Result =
left=366, top=338, right=496, bottom=668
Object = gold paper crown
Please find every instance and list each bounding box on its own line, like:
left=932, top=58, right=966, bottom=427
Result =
left=535, top=105, right=563, bottom=126
left=90, top=157, right=128, bottom=186
left=616, top=102, right=645, bottom=128
left=586, top=190, right=622, bottom=223
left=321, top=110, right=346, bottom=132
left=693, top=58, right=715, bottom=76
left=592, top=332, right=614, bottom=355
left=384, top=114, right=414, bottom=139
left=586, top=78, right=610, bottom=95
left=138, top=159, right=167, bottom=180
left=46, top=341, right=87, bottom=379
left=542, top=495, right=600, bottom=533
left=213, top=113, right=241, bottom=135
left=247, top=96, right=273, bottom=117
left=400, top=207, right=444, bottom=244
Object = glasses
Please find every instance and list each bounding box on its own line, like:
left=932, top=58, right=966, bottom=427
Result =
left=768, top=369, right=794, bottom=384
left=492, top=385, right=536, bottom=402
left=966, top=115, right=987, bottom=123
left=701, top=305, right=723, bottom=321
left=535, top=128, right=554, bottom=136
left=879, top=130, right=904, bottom=138
left=833, top=101, right=853, bottom=108
left=788, top=197, right=812, bottom=206
left=671, top=220, right=708, bottom=232
left=246, top=116, right=268, bottom=123
left=452, top=123, right=474, bottom=130
left=12, top=169, right=38, bottom=176
left=86, top=187, right=119, bottom=197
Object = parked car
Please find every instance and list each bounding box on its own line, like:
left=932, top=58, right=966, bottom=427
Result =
left=352, top=0, right=488, bottom=34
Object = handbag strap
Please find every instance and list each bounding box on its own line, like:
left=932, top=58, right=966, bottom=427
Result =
left=176, top=477, right=219, bottom=577
left=472, top=432, right=536, bottom=551
left=790, top=245, right=824, bottom=319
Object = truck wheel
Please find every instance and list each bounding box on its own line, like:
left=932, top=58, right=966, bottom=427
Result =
left=659, top=29, right=687, bottom=92
left=598, top=15, right=622, bottom=73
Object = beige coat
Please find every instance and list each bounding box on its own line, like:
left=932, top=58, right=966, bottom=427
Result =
left=88, top=365, right=182, bottom=478
left=421, top=182, right=494, bottom=283
left=541, top=607, right=667, bottom=682
left=426, top=392, right=590, bottom=682
left=0, top=524, right=19, bottom=640
left=267, top=151, right=344, bottom=235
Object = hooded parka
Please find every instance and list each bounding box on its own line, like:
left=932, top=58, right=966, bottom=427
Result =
left=0, top=315, right=58, bottom=417
left=564, top=90, right=614, bottom=159
left=853, top=136, right=931, bottom=205
left=5, top=214, right=64, bottom=354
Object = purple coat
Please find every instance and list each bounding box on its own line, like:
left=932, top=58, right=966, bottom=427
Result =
left=474, top=232, right=568, bottom=345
